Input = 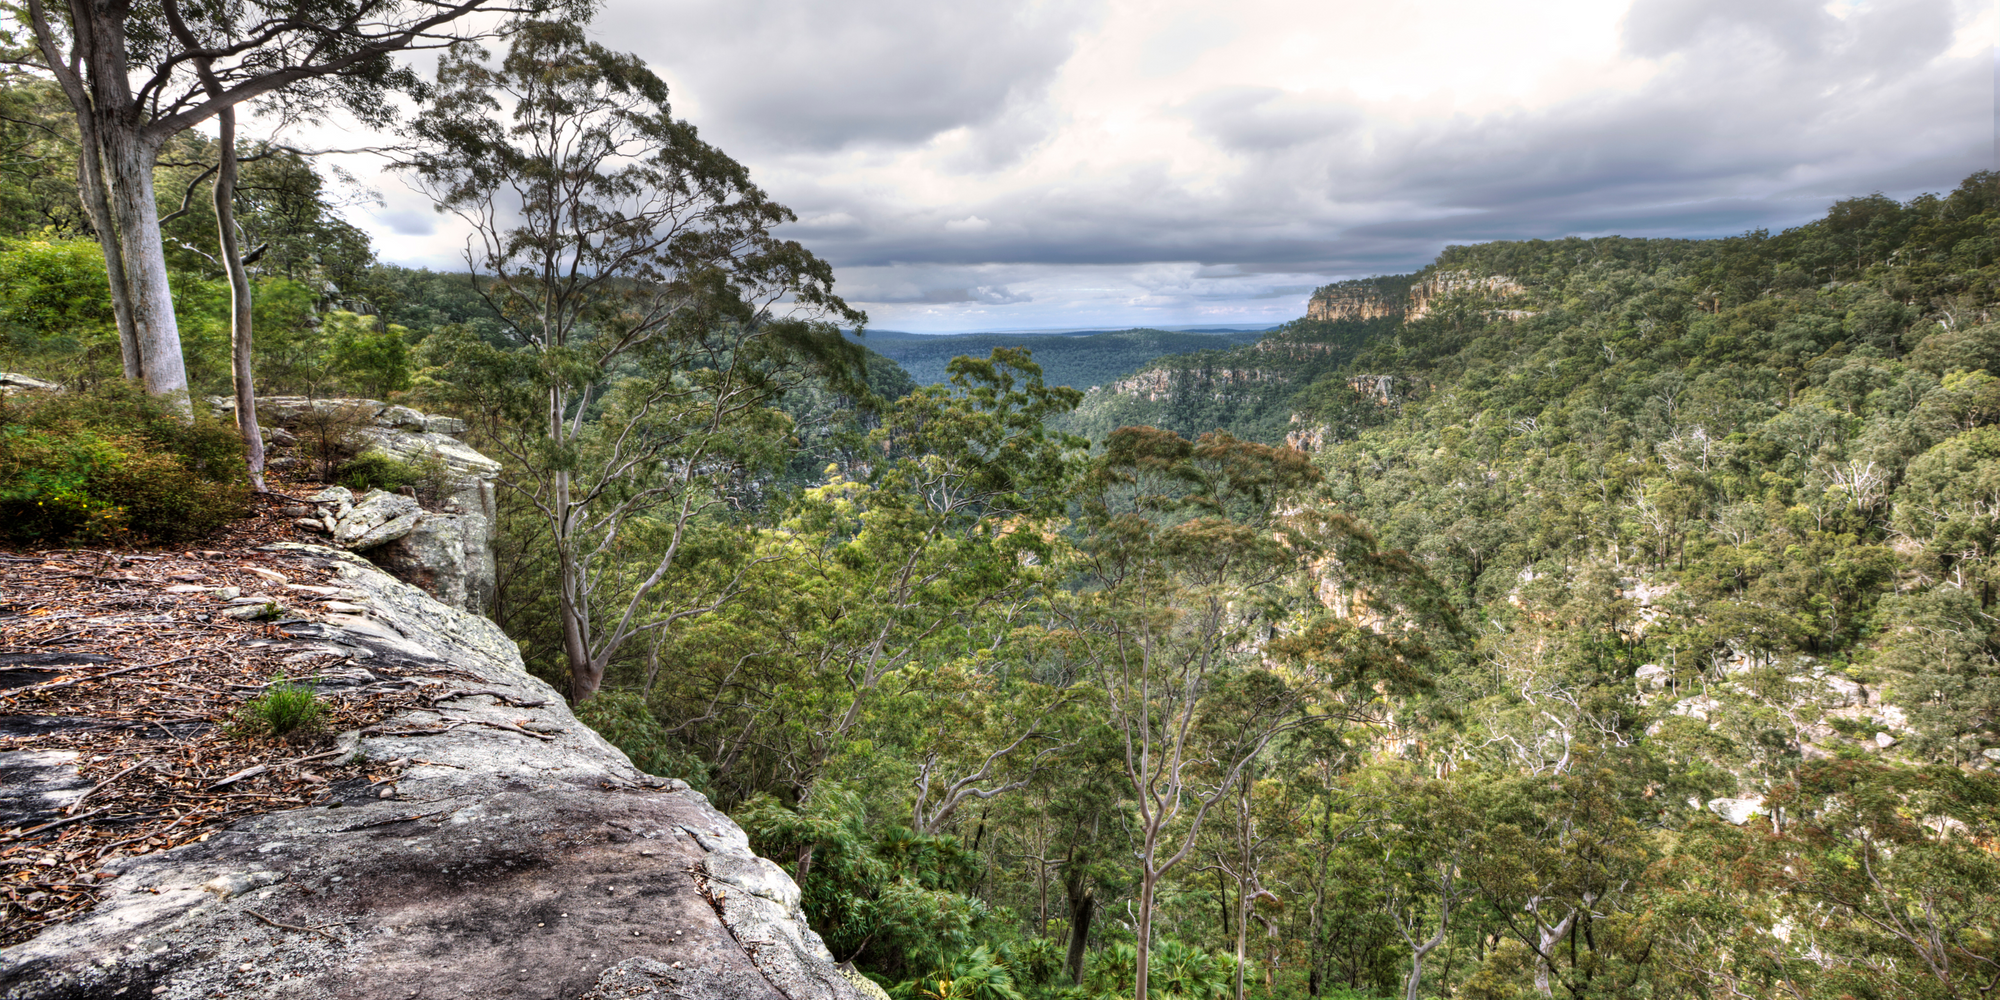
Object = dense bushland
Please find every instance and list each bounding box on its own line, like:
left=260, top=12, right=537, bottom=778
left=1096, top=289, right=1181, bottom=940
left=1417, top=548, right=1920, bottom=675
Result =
left=2, top=40, right=1997, bottom=996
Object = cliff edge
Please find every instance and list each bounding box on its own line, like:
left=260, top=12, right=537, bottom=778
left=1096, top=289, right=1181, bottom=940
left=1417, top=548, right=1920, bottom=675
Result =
left=0, top=544, right=861, bottom=1000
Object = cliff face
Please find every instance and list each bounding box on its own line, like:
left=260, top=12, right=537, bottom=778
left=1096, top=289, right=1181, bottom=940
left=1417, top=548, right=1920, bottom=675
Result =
left=1109, top=366, right=1283, bottom=402
left=0, top=545, right=863, bottom=1000
left=1304, top=271, right=1529, bottom=324
left=1305, top=283, right=1401, bottom=323
left=1406, top=271, right=1528, bottom=320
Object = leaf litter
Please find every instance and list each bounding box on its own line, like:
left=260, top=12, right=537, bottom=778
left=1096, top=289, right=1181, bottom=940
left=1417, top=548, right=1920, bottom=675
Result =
left=0, top=491, right=428, bottom=946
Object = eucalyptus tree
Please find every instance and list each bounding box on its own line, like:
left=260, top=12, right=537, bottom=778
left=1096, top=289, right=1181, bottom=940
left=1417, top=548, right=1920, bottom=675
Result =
left=748, top=349, right=1083, bottom=800
left=406, top=21, right=864, bottom=702
left=1060, top=426, right=1451, bottom=1000
left=14, top=0, right=565, bottom=398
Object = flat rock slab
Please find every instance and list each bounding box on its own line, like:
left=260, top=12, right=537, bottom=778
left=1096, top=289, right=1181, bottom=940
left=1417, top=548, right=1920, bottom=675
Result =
left=0, top=749, right=85, bottom=829
left=0, top=545, right=859, bottom=1000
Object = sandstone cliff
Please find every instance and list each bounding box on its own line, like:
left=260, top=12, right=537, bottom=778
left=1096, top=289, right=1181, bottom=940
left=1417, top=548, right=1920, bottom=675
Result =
left=1303, top=271, right=1530, bottom=324
left=1405, top=270, right=1528, bottom=320
left=1304, top=280, right=1402, bottom=322
left=0, top=545, right=865, bottom=1000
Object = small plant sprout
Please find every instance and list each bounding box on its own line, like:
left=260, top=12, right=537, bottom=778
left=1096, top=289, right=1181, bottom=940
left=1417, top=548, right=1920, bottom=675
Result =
left=231, top=673, right=326, bottom=741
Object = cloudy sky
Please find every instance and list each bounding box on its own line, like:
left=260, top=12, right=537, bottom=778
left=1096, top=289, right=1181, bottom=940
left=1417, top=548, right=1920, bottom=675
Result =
left=350, top=0, right=1996, bottom=333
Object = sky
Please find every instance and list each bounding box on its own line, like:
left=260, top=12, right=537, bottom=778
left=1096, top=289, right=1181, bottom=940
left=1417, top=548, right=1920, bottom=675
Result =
left=344, top=0, right=1997, bottom=333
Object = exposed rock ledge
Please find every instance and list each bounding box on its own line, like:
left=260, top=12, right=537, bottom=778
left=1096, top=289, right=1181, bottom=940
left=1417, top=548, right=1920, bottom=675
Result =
left=0, top=544, right=862, bottom=1000
left=218, top=396, right=503, bottom=616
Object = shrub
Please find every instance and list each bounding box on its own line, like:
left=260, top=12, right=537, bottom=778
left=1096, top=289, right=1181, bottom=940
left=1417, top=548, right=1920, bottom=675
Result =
left=0, top=235, right=121, bottom=387
left=8, top=380, right=244, bottom=477
left=336, top=449, right=455, bottom=508
left=290, top=400, right=374, bottom=481
left=326, top=310, right=414, bottom=400
left=0, top=383, right=247, bottom=545
left=572, top=689, right=711, bottom=791
left=230, top=673, right=326, bottom=741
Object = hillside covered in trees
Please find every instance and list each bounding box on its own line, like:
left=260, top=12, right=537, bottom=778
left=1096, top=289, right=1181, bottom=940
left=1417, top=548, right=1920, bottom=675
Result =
left=1, top=16, right=1997, bottom=993
left=478, top=172, right=2000, bottom=1000
left=853, top=327, right=1269, bottom=390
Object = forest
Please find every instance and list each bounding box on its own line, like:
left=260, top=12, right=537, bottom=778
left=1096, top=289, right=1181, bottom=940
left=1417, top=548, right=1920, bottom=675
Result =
left=0, top=7, right=1997, bottom=998
left=851, top=328, right=1269, bottom=390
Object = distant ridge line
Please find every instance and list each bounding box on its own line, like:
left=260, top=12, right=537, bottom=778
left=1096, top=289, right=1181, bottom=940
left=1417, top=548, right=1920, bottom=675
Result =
left=848, top=324, right=1281, bottom=341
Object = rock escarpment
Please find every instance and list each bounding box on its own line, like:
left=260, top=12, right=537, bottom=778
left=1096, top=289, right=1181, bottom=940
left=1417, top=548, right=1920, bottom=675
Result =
left=1305, top=279, right=1403, bottom=322
left=0, top=545, right=863, bottom=1000
left=219, top=396, right=501, bottom=615
left=1303, top=271, right=1531, bottom=324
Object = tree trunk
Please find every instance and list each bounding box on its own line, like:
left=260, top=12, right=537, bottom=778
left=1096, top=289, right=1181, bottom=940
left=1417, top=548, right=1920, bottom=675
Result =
left=554, top=462, right=601, bottom=702
left=1063, top=857, right=1094, bottom=986
left=1234, top=879, right=1248, bottom=1000
left=98, top=121, right=188, bottom=401
left=211, top=105, right=265, bottom=491
left=1134, top=872, right=1155, bottom=1000
left=72, top=118, right=139, bottom=378
left=1405, top=917, right=1446, bottom=1000
left=1533, top=908, right=1575, bottom=997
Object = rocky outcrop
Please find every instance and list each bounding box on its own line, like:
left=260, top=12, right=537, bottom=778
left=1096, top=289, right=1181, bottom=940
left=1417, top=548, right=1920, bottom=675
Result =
left=1306, top=282, right=1402, bottom=323
left=0, top=373, right=58, bottom=396
left=1110, top=367, right=1283, bottom=403
left=0, top=544, right=862, bottom=1000
left=220, top=397, right=501, bottom=616
left=1406, top=271, right=1528, bottom=320
left=1303, top=273, right=1531, bottom=324
left=1304, top=276, right=1416, bottom=324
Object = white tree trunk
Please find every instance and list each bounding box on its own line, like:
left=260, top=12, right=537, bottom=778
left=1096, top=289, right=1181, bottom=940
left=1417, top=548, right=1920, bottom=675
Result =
left=1533, top=907, right=1575, bottom=997
left=100, top=124, right=188, bottom=400
left=74, top=122, right=140, bottom=378
left=212, top=104, right=264, bottom=490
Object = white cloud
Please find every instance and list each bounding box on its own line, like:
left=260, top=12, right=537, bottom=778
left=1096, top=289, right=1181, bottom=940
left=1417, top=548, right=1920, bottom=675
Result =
left=337, top=0, right=1998, bottom=331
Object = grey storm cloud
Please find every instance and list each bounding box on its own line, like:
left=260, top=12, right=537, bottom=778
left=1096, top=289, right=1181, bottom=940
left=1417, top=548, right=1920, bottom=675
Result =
left=375, top=208, right=438, bottom=237
left=352, top=0, right=1987, bottom=326
left=852, top=284, right=1034, bottom=306
left=1178, top=88, right=1363, bottom=153
left=599, top=0, right=1094, bottom=153
left=753, top=0, right=1983, bottom=280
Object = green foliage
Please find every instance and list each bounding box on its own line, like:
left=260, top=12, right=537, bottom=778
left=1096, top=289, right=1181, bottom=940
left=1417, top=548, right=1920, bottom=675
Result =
left=0, top=383, right=247, bottom=544
left=230, top=674, right=327, bottom=741
left=570, top=690, right=712, bottom=791
left=0, top=74, right=88, bottom=238
left=908, top=945, right=1025, bottom=1000
left=335, top=450, right=453, bottom=508
left=251, top=304, right=417, bottom=400
left=857, top=328, right=1267, bottom=391
left=324, top=311, right=413, bottom=399
left=0, top=235, right=121, bottom=385
left=152, top=132, right=377, bottom=299
left=737, top=787, right=991, bottom=980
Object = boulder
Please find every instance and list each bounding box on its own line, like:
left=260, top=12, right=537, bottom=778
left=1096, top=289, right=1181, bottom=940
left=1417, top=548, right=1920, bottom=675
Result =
left=1821, top=675, right=1867, bottom=707
left=0, top=545, right=862, bottom=1000
left=330, top=490, right=421, bottom=548
left=1706, top=796, right=1765, bottom=826
left=0, top=373, right=59, bottom=395
left=1670, top=695, right=1722, bottom=722
left=348, top=424, right=502, bottom=479
left=365, top=512, right=496, bottom=616
left=378, top=404, right=428, bottom=430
